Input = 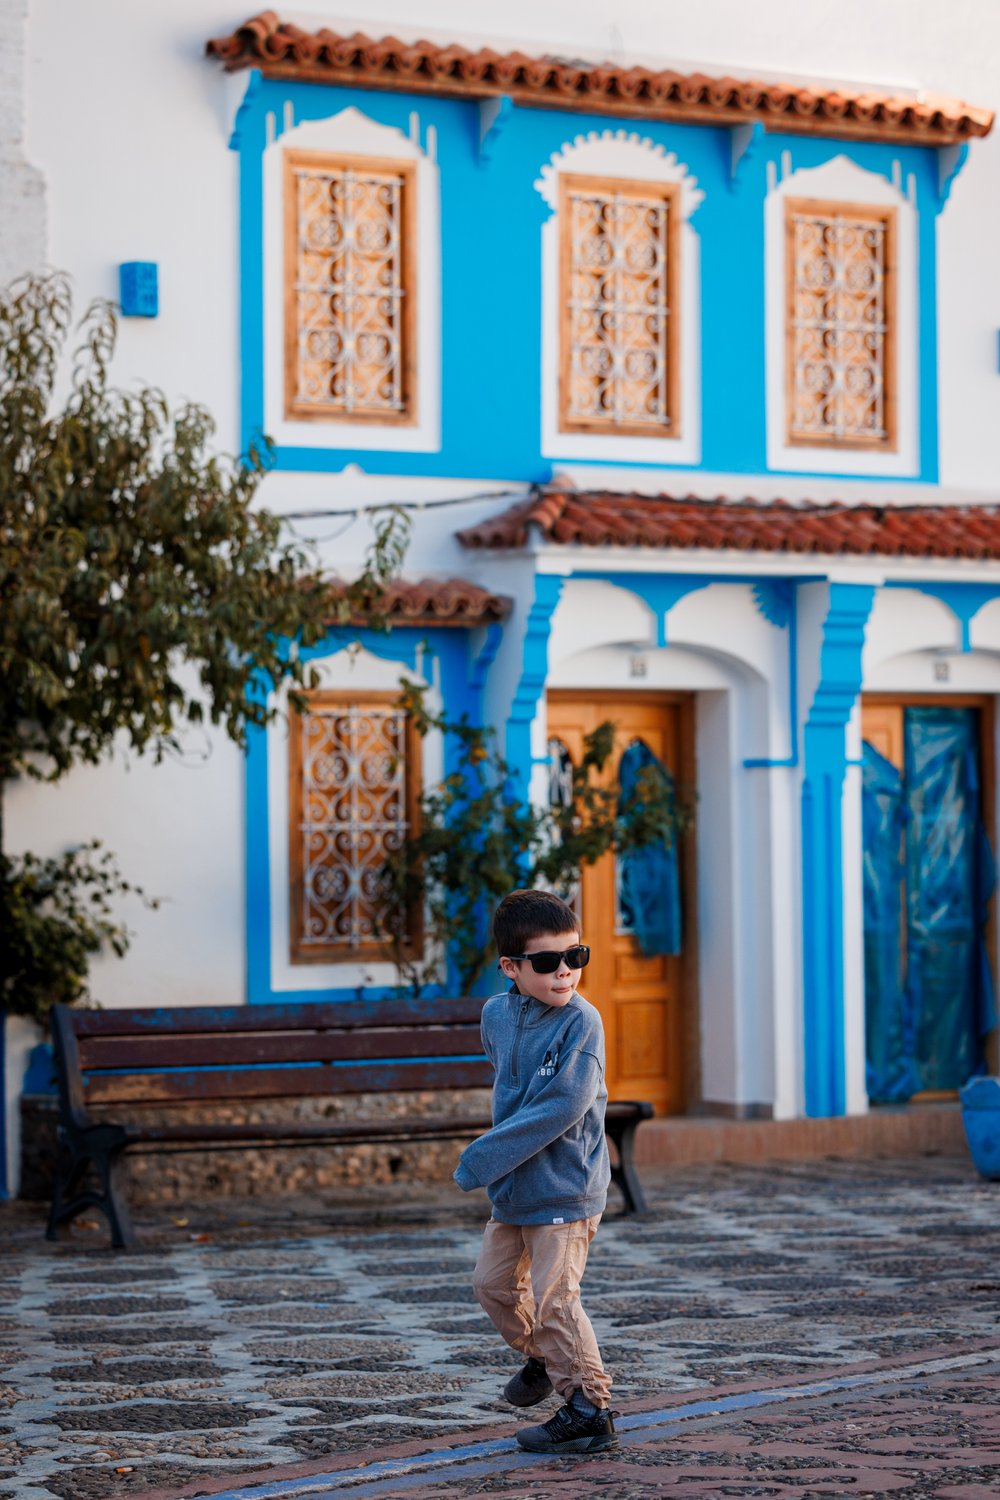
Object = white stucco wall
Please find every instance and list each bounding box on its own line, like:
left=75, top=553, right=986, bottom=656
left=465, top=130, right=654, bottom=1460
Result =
left=0, top=0, right=45, bottom=284
left=5, top=707, right=248, bottom=1010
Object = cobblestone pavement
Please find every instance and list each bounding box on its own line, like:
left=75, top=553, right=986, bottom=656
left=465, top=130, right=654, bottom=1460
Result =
left=1, top=1156, right=999, bottom=1500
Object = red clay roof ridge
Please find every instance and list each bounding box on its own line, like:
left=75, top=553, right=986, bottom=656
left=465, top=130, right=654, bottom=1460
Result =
left=536, top=486, right=1000, bottom=515
left=205, top=14, right=992, bottom=145
left=323, top=575, right=512, bottom=624
left=456, top=489, right=1000, bottom=559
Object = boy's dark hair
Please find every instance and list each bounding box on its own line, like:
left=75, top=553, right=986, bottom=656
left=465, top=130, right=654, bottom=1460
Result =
left=493, top=888, right=579, bottom=957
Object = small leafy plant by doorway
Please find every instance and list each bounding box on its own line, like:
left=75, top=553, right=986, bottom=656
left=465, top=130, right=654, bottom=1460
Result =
left=379, top=678, right=694, bottom=996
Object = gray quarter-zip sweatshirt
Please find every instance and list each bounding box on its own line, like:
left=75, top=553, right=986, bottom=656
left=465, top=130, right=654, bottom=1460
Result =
left=453, top=988, right=610, bottom=1225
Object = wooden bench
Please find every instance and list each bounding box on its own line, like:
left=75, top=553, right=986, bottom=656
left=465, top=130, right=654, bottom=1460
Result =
left=47, top=999, right=655, bottom=1249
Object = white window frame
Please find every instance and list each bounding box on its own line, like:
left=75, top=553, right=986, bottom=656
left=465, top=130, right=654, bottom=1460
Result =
left=267, top=645, right=443, bottom=993
left=264, top=106, right=441, bottom=454
left=537, top=131, right=703, bottom=467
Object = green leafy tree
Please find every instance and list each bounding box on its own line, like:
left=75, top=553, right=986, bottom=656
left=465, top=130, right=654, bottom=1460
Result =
left=0, top=272, right=409, bottom=1022
left=380, top=679, right=693, bottom=995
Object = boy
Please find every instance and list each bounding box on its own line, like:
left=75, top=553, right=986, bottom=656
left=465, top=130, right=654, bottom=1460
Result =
left=453, top=888, right=617, bottom=1454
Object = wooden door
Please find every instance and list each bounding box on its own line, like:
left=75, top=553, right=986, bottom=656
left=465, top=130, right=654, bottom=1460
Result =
left=546, top=692, right=694, bottom=1115
left=860, top=702, right=904, bottom=770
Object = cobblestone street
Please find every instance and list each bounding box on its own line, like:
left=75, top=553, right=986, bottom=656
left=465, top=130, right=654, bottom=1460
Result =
left=2, top=1156, right=999, bottom=1500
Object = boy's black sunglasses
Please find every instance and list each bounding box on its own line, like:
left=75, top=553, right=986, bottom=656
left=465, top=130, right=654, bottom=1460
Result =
left=504, top=944, right=590, bottom=974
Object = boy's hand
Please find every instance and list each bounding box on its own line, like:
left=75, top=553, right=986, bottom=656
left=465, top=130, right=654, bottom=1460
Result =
left=453, top=1155, right=479, bottom=1192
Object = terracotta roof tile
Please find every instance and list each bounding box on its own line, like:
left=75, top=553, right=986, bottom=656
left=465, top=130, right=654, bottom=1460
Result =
left=455, top=489, right=1000, bottom=561
left=325, top=576, right=511, bottom=626
left=206, top=14, right=992, bottom=146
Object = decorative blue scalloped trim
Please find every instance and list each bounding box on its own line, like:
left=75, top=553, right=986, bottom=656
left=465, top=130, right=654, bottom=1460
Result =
left=886, top=579, right=1000, bottom=652
left=936, top=142, right=969, bottom=213
left=752, top=579, right=795, bottom=630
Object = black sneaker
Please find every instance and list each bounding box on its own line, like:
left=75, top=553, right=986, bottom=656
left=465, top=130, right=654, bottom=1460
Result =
left=504, top=1356, right=553, bottom=1407
left=515, top=1402, right=619, bottom=1453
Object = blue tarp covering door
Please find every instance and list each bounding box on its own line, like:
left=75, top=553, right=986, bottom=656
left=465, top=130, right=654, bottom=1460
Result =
left=862, top=705, right=997, bottom=1102
left=616, top=738, right=683, bottom=957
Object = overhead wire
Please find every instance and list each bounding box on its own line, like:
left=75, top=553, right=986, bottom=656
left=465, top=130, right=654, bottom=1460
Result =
left=275, top=484, right=532, bottom=526
left=282, top=513, right=362, bottom=546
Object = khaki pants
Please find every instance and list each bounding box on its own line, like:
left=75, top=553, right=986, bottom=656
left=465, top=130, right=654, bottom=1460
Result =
left=472, top=1214, right=612, bottom=1408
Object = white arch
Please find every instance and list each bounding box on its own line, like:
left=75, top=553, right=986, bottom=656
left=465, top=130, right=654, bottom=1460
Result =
left=535, top=128, right=704, bottom=219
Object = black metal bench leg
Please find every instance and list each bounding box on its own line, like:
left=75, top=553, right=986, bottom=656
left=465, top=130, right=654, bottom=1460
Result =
left=608, top=1119, right=648, bottom=1215
left=47, top=1125, right=136, bottom=1250
left=96, top=1145, right=137, bottom=1250
left=46, top=1135, right=89, bottom=1241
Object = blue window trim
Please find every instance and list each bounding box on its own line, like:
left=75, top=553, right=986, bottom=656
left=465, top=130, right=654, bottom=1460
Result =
left=245, top=625, right=482, bottom=1005
left=758, top=134, right=945, bottom=485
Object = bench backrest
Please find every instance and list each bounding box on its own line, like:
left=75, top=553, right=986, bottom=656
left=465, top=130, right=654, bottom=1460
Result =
left=52, top=999, right=491, bottom=1121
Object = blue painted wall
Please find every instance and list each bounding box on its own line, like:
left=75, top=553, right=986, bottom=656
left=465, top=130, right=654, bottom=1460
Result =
left=234, top=75, right=944, bottom=485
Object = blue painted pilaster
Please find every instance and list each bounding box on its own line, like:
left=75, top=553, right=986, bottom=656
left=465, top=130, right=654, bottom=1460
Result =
left=469, top=621, right=503, bottom=702
left=245, top=716, right=272, bottom=1007
left=505, top=574, right=564, bottom=788
left=801, top=583, right=876, bottom=1117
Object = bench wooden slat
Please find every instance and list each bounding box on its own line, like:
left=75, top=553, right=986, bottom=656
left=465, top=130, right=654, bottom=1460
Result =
left=125, top=1115, right=492, bottom=1145
left=78, top=1025, right=485, bottom=1071
left=69, top=997, right=484, bottom=1038
left=82, top=1058, right=494, bottom=1106
left=111, top=1103, right=645, bottom=1134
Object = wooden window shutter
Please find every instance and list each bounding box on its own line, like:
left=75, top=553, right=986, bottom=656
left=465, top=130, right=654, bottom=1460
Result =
left=284, top=151, right=417, bottom=424
left=558, top=174, right=680, bottom=438
left=785, top=197, right=896, bottom=449
left=288, top=692, right=421, bottom=962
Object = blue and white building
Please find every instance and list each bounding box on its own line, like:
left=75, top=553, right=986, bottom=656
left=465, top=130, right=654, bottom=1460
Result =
left=6, top=0, right=1000, bottom=1191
